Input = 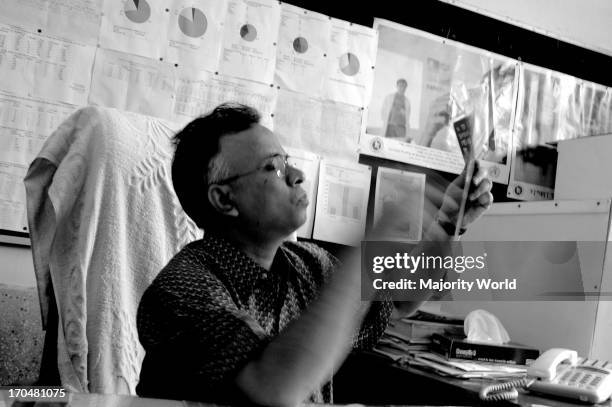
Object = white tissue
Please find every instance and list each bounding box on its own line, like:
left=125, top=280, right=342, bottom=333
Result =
left=464, top=309, right=510, bottom=344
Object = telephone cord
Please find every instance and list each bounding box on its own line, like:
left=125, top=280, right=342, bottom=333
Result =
left=479, top=377, right=536, bottom=402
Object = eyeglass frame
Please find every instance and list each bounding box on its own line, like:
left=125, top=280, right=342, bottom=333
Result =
left=210, top=153, right=292, bottom=185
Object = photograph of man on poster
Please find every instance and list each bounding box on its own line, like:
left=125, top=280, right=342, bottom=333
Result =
left=381, top=78, right=412, bottom=141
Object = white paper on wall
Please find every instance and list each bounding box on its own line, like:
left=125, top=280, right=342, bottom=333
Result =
left=273, top=89, right=362, bottom=161
left=164, top=0, right=227, bottom=71
left=89, top=48, right=176, bottom=119
left=508, top=62, right=581, bottom=201
left=284, top=147, right=319, bottom=239
left=274, top=3, right=330, bottom=96
left=0, top=24, right=95, bottom=105
left=0, top=166, right=28, bottom=233
left=324, top=18, right=377, bottom=107
left=218, top=0, right=280, bottom=84
left=0, top=92, right=77, bottom=233
left=373, top=167, right=425, bottom=241
left=312, top=159, right=371, bottom=246
left=172, top=68, right=277, bottom=128
left=0, top=0, right=104, bottom=45
left=99, top=0, right=170, bottom=59
left=578, top=81, right=612, bottom=138
left=320, top=100, right=363, bottom=159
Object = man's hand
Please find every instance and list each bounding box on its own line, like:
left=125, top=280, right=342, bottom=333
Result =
left=438, top=160, right=493, bottom=229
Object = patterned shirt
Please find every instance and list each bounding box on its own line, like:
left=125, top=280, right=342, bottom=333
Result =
left=136, top=233, right=392, bottom=404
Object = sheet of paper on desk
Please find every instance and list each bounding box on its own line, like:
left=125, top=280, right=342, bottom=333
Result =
left=374, top=346, right=408, bottom=362
left=409, top=351, right=526, bottom=379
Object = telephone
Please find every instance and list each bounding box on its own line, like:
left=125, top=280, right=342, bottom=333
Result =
left=480, top=348, right=612, bottom=404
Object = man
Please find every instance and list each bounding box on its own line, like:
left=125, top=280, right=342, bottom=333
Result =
left=381, top=78, right=411, bottom=141
left=136, top=103, right=492, bottom=406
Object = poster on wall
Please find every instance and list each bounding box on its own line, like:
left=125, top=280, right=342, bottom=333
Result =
left=312, top=159, right=371, bottom=246
left=0, top=0, right=104, bottom=45
left=89, top=48, right=176, bottom=120
left=218, top=0, right=281, bottom=84
left=324, top=18, right=377, bottom=108
left=508, top=63, right=582, bottom=200
left=273, top=89, right=363, bottom=160
left=99, top=0, right=170, bottom=59
left=274, top=3, right=330, bottom=97
left=0, top=92, right=77, bottom=234
left=164, top=0, right=227, bottom=71
left=579, top=82, right=612, bottom=138
left=0, top=24, right=96, bottom=106
left=284, top=147, right=320, bottom=239
left=361, top=19, right=518, bottom=184
left=373, top=167, right=425, bottom=241
left=172, top=68, right=277, bottom=128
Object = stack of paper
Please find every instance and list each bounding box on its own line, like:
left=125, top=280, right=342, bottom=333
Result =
left=405, top=351, right=527, bottom=379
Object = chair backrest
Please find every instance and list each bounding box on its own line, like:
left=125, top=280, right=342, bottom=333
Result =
left=25, top=106, right=202, bottom=394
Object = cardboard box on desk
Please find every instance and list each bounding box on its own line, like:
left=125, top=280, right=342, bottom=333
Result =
left=555, top=134, right=612, bottom=199
left=431, top=333, right=540, bottom=365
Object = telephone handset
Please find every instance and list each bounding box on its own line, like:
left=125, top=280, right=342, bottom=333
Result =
left=480, top=348, right=612, bottom=404
left=528, top=348, right=578, bottom=380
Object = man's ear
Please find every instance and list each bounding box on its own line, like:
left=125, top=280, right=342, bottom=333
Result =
left=208, top=184, right=239, bottom=217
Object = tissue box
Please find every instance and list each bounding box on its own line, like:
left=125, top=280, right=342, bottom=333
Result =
left=431, top=333, right=540, bottom=365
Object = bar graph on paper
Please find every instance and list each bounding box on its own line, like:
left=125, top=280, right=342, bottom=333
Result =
left=312, top=159, right=371, bottom=246
left=326, top=182, right=363, bottom=220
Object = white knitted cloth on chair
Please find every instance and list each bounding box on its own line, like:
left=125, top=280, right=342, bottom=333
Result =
left=25, top=106, right=201, bottom=394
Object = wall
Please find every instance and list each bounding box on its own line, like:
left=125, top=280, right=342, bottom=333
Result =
left=0, top=245, right=36, bottom=287
left=443, top=199, right=612, bottom=358
left=439, top=0, right=612, bottom=57
left=0, top=245, right=44, bottom=385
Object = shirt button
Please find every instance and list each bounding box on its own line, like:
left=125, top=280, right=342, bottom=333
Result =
left=261, top=273, right=268, bottom=279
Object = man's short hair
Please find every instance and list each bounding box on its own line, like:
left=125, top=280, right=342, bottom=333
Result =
left=397, top=78, right=407, bottom=87
left=172, top=103, right=261, bottom=229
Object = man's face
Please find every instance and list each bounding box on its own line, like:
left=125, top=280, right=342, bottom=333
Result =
left=218, top=124, right=309, bottom=238
left=397, top=81, right=407, bottom=94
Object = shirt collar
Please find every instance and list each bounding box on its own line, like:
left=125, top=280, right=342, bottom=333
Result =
left=200, top=232, right=294, bottom=285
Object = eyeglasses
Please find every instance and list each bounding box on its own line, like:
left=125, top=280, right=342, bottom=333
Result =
left=212, top=153, right=290, bottom=185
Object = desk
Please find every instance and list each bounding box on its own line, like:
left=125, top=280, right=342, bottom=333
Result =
left=3, top=355, right=611, bottom=407
left=333, top=351, right=612, bottom=407
left=0, top=391, right=325, bottom=407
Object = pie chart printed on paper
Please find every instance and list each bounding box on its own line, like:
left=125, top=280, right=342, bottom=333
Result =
left=178, top=7, right=208, bottom=38
left=125, top=0, right=151, bottom=24
left=240, top=23, right=257, bottom=41
left=339, top=52, right=360, bottom=76
left=292, top=36, right=308, bottom=53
